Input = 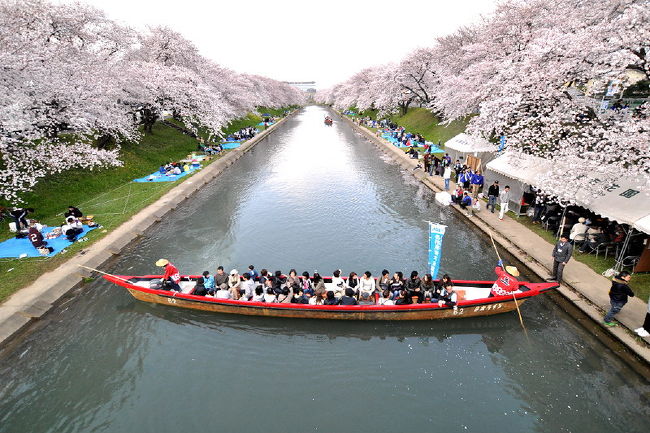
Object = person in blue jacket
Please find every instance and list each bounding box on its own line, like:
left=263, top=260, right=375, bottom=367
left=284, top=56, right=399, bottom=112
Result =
left=471, top=170, right=484, bottom=198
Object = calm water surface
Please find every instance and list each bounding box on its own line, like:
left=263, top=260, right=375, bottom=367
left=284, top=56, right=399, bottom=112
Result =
left=0, top=106, right=648, bottom=433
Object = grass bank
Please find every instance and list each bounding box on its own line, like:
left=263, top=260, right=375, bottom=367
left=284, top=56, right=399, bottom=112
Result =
left=0, top=108, right=295, bottom=303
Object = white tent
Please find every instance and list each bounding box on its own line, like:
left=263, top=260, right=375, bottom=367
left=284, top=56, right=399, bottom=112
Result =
left=486, top=152, right=650, bottom=234
left=445, top=133, right=498, bottom=153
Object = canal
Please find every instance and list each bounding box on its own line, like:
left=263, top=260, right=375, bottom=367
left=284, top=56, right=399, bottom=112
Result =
left=0, top=106, right=648, bottom=433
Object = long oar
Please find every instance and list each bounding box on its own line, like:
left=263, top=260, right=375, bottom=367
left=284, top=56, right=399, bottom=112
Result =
left=77, top=265, right=133, bottom=284
left=488, top=232, right=528, bottom=337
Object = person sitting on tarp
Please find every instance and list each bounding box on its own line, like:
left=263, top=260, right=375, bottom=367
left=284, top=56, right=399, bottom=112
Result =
left=10, top=207, right=33, bottom=238
left=156, top=258, right=182, bottom=292
left=490, top=260, right=521, bottom=297
left=28, top=220, right=53, bottom=253
left=61, top=216, right=83, bottom=242
left=64, top=206, right=83, bottom=219
left=159, top=165, right=166, bottom=175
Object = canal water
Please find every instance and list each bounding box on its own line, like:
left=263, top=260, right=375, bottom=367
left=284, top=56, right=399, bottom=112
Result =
left=0, top=106, right=648, bottom=433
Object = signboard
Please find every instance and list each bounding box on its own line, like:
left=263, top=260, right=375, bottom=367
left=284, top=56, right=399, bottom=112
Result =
left=499, top=135, right=506, bottom=152
left=428, top=223, right=447, bottom=278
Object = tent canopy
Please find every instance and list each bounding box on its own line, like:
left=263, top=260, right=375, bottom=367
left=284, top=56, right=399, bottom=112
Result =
left=486, top=152, right=650, bottom=234
left=445, top=133, right=497, bottom=153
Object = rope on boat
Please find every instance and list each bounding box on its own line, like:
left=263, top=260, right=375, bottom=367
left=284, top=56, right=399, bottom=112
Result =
left=77, top=265, right=133, bottom=283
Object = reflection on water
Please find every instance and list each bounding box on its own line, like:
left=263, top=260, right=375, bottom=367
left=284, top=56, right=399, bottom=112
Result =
left=0, top=107, right=648, bottom=433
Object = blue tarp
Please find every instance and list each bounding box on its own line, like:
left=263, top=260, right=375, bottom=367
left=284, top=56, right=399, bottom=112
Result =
left=133, top=166, right=200, bottom=183
left=221, top=142, right=241, bottom=149
left=257, top=122, right=274, bottom=126
left=0, top=225, right=97, bottom=258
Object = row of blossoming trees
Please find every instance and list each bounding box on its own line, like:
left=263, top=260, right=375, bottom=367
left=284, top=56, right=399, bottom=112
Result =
left=0, top=0, right=306, bottom=204
left=316, top=0, right=649, bottom=202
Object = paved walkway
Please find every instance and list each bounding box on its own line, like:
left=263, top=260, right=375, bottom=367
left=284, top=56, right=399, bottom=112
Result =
left=345, top=116, right=650, bottom=364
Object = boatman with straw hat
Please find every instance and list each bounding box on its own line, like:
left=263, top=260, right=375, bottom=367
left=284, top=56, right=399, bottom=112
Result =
left=489, top=259, right=521, bottom=297
left=156, top=259, right=182, bottom=292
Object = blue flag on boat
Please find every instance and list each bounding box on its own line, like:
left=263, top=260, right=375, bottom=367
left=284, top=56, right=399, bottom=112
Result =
left=428, top=222, right=447, bottom=278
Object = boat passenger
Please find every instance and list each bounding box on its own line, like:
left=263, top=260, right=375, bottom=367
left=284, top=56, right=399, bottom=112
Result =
left=313, top=273, right=326, bottom=294
left=421, top=274, right=435, bottom=299
left=192, top=277, right=208, bottom=296
left=358, top=292, right=375, bottom=305
left=339, top=288, right=358, bottom=305
left=214, top=266, right=228, bottom=290
left=228, top=269, right=241, bottom=300
left=202, top=271, right=215, bottom=293
left=277, top=287, right=292, bottom=303
left=378, top=269, right=390, bottom=292
left=324, top=291, right=338, bottom=305
left=310, top=287, right=326, bottom=305
left=406, top=271, right=421, bottom=292
left=215, top=285, right=232, bottom=299
left=248, top=265, right=259, bottom=280
left=378, top=290, right=394, bottom=306
left=156, top=259, right=182, bottom=292
left=240, top=272, right=255, bottom=301
left=252, top=286, right=265, bottom=302
left=358, top=271, right=376, bottom=298
left=263, top=286, right=277, bottom=303
left=272, top=270, right=286, bottom=294
left=347, top=272, right=359, bottom=294
left=331, top=270, right=345, bottom=297
left=489, top=260, right=520, bottom=297
left=389, top=272, right=405, bottom=299
left=439, top=283, right=457, bottom=307
left=259, top=269, right=269, bottom=287
left=287, top=269, right=301, bottom=291
left=394, top=290, right=412, bottom=305
left=300, top=272, right=314, bottom=295
left=291, top=288, right=309, bottom=304
left=436, top=274, right=453, bottom=293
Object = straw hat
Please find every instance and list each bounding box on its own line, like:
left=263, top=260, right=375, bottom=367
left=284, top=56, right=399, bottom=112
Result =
left=505, top=266, right=520, bottom=277
left=155, top=259, right=169, bottom=267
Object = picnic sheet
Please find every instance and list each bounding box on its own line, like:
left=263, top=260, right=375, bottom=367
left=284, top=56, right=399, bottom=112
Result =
left=381, top=133, right=444, bottom=153
left=221, top=142, right=242, bottom=149
left=133, top=166, right=200, bottom=183
left=0, top=225, right=97, bottom=258
left=257, top=122, right=274, bottom=126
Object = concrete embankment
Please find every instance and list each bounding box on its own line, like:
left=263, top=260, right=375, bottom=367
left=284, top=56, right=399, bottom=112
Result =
left=339, top=112, right=650, bottom=368
left=0, top=112, right=297, bottom=348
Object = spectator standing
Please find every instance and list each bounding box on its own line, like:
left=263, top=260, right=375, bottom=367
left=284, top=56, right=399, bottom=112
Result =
left=603, top=271, right=634, bottom=327
left=443, top=166, right=452, bottom=191
left=498, top=186, right=511, bottom=220
left=549, top=235, right=573, bottom=283
left=487, top=181, right=499, bottom=213
left=470, top=170, right=484, bottom=198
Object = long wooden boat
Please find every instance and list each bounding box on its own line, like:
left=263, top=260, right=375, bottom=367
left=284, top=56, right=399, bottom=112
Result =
left=103, top=274, right=558, bottom=321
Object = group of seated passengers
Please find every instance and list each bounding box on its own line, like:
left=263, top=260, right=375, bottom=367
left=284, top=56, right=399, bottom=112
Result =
left=187, top=267, right=458, bottom=307
left=159, top=162, right=191, bottom=176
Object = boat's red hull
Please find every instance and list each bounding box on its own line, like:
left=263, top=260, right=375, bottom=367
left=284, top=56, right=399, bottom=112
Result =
left=103, top=275, right=558, bottom=321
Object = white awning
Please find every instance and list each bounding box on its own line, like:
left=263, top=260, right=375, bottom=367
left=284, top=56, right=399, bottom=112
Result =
left=486, top=152, right=650, bottom=234
left=445, top=133, right=497, bottom=153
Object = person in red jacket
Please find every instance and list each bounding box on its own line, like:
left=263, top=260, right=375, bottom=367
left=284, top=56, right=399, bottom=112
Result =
left=489, top=260, right=521, bottom=297
left=156, top=258, right=182, bottom=292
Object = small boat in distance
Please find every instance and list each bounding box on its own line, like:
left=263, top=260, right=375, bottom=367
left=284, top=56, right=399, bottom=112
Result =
left=102, top=274, right=558, bottom=321
left=324, top=116, right=333, bottom=126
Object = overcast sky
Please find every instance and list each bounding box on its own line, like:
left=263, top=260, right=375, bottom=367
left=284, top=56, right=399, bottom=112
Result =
left=77, top=0, right=499, bottom=88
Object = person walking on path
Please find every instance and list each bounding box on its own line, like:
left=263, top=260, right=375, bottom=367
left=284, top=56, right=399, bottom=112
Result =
left=548, top=235, right=573, bottom=284
left=603, top=271, right=634, bottom=327
left=634, top=298, right=650, bottom=337
left=487, top=181, right=499, bottom=213
left=443, top=166, right=452, bottom=191
left=498, top=186, right=510, bottom=220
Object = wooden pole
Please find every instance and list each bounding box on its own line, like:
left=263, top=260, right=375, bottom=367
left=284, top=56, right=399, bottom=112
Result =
left=77, top=265, right=133, bottom=284
left=488, top=232, right=528, bottom=337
